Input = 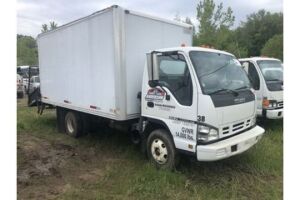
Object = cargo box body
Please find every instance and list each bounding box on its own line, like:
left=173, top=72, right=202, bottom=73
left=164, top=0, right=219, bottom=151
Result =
left=37, top=5, right=193, bottom=120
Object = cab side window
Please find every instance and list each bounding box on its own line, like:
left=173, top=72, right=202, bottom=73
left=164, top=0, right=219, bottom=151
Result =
left=248, top=62, right=260, bottom=90
left=158, top=54, right=193, bottom=106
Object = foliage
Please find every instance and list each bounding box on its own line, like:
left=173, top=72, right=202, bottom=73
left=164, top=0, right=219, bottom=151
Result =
left=195, top=0, right=235, bottom=46
left=17, top=35, right=38, bottom=66
left=41, top=21, right=58, bottom=33
left=261, top=34, right=283, bottom=61
left=235, top=10, right=283, bottom=57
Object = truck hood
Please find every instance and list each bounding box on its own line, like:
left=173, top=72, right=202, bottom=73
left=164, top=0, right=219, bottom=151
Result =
left=198, top=90, right=256, bottom=127
left=210, top=90, right=256, bottom=125
left=267, top=90, right=283, bottom=101
left=216, top=101, right=255, bottom=125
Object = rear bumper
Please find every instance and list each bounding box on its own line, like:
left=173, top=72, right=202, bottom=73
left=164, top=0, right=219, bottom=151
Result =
left=196, top=126, right=264, bottom=161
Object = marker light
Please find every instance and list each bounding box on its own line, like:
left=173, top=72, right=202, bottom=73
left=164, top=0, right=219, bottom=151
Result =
left=262, top=97, right=269, bottom=108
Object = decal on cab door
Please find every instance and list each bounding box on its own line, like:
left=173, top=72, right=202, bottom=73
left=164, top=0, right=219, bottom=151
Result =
left=145, top=88, right=165, bottom=102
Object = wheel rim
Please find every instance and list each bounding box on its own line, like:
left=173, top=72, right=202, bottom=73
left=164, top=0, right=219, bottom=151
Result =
left=151, top=138, right=168, bottom=164
left=66, top=116, right=75, bottom=133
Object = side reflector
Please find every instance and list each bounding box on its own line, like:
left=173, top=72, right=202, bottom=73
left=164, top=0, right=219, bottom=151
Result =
left=64, top=100, right=70, bottom=104
left=90, top=105, right=97, bottom=109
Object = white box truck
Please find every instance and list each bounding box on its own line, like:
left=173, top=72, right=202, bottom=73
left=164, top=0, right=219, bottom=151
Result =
left=37, top=5, right=265, bottom=168
left=239, top=57, right=283, bottom=119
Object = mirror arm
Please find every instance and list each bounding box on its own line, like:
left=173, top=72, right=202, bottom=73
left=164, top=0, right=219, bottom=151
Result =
left=157, top=82, right=170, bottom=101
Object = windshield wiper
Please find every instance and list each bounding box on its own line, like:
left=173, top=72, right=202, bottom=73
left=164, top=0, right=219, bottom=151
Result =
left=208, top=88, right=238, bottom=96
left=234, top=86, right=250, bottom=91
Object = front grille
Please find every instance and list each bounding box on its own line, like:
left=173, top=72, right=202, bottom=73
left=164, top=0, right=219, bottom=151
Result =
left=277, top=101, right=283, bottom=108
left=220, top=118, right=252, bottom=137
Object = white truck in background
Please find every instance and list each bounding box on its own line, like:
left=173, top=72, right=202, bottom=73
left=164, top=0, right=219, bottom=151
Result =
left=37, top=5, right=264, bottom=169
left=239, top=57, right=283, bottom=119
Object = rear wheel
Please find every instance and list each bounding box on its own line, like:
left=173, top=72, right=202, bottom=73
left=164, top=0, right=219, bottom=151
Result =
left=64, top=111, right=82, bottom=138
left=147, top=129, right=178, bottom=169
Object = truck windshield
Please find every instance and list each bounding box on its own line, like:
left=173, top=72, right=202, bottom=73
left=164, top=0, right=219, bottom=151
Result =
left=257, top=60, right=283, bottom=82
left=189, top=51, right=250, bottom=95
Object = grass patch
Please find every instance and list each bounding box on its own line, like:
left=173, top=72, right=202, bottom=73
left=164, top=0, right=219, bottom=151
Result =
left=17, top=98, right=283, bottom=200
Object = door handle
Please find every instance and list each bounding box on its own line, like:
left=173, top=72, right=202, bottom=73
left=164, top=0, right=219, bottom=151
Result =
left=147, top=102, right=154, bottom=108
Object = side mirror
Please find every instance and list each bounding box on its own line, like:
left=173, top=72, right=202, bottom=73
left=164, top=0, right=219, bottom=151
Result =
left=146, top=52, right=159, bottom=87
left=148, top=80, right=159, bottom=88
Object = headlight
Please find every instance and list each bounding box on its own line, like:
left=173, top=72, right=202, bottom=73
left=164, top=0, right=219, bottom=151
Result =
left=263, top=97, right=277, bottom=109
left=268, top=100, right=277, bottom=108
left=197, top=125, right=219, bottom=142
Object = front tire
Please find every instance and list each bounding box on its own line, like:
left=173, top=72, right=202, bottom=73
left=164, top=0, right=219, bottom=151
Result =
left=64, top=111, right=82, bottom=138
left=147, top=129, right=178, bottom=169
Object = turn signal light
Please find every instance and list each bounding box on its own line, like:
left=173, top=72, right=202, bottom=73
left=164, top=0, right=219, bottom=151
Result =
left=262, top=98, right=269, bottom=108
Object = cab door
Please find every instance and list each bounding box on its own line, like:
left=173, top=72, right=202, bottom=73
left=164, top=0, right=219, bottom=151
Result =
left=242, top=61, right=263, bottom=114
left=142, top=52, right=198, bottom=152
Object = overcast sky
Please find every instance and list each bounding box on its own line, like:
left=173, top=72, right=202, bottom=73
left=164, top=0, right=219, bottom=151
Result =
left=17, top=0, right=283, bottom=37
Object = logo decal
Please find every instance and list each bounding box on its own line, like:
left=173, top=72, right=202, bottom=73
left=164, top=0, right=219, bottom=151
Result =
left=145, top=88, right=165, bottom=101
left=234, top=97, right=246, bottom=104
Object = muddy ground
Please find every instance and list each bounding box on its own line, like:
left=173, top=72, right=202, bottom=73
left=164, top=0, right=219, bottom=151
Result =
left=17, top=125, right=129, bottom=200
left=17, top=97, right=283, bottom=200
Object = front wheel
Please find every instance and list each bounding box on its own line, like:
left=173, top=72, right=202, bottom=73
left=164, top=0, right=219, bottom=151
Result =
left=147, top=129, right=178, bottom=169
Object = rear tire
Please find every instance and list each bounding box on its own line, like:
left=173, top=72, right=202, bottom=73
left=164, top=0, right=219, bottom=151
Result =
left=147, top=129, right=178, bottom=169
left=64, top=111, right=82, bottom=138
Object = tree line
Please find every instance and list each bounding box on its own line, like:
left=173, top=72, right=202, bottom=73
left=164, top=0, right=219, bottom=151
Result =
left=17, top=0, right=283, bottom=66
left=177, top=0, right=283, bottom=60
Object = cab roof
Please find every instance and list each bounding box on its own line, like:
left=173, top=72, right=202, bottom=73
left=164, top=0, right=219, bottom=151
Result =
left=154, top=46, right=234, bottom=57
left=239, top=57, right=281, bottom=62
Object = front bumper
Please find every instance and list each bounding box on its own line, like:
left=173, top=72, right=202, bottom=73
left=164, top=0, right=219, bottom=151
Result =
left=196, top=125, right=264, bottom=161
left=17, top=85, right=24, bottom=93
left=264, top=108, right=283, bottom=119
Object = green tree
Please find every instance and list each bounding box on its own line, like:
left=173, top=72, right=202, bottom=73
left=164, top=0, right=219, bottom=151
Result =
left=50, top=21, right=58, bottom=30
left=41, top=21, right=58, bottom=33
left=41, top=24, right=48, bottom=33
left=195, top=0, right=235, bottom=46
left=235, top=10, right=283, bottom=57
left=17, top=35, right=38, bottom=66
left=261, top=34, right=283, bottom=60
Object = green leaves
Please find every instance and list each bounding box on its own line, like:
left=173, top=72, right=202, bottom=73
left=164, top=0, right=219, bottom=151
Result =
left=17, top=35, right=38, bottom=66
left=41, top=21, right=58, bottom=33
left=235, top=10, right=283, bottom=57
left=193, top=1, right=283, bottom=59
left=195, top=0, right=235, bottom=46
left=261, top=34, right=283, bottom=61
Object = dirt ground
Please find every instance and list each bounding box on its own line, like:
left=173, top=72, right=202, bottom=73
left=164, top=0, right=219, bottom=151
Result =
left=17, top=132, right=110, bottom=199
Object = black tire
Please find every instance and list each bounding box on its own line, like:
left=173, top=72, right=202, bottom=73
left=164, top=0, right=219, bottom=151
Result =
left=56, top=107, right=66, bottom=133
left=17, top=92, right=24, bottom=99
left=64, top=111, right=82, bottom=138
left=147, top=129, right=178, bottom=169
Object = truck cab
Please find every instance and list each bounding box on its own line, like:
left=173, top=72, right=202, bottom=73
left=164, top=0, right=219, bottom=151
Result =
left=239, top=57, right=283, bottom=119
left=141, top=47, right=264, bottom=166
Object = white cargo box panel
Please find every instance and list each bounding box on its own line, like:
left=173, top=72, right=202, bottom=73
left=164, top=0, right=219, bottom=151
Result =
left=37, top=5, right=193, bottom=121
